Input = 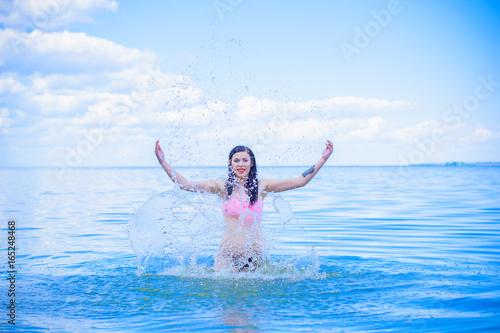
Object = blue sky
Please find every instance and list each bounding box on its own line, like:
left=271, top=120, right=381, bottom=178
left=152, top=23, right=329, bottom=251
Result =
left=1, top=0, right=499, bottom=168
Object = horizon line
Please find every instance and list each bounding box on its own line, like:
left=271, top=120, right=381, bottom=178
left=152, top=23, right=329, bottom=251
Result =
left=1, top=162, right=500, bottom=169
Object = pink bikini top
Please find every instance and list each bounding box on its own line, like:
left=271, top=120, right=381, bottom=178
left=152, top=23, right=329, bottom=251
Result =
left=222, top=196, right=264, bottom=227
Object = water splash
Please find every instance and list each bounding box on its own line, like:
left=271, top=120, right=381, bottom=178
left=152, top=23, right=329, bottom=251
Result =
left=128, top=190, right=324, bottom=279
left=127, top=189, right=221, bottom=274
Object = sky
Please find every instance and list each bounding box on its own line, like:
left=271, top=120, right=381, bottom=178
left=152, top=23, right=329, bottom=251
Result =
left=0, top=0, right=499, bottom=168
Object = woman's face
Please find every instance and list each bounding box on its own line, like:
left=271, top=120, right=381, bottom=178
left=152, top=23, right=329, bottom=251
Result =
left=230, top=151, right=252, bottom=179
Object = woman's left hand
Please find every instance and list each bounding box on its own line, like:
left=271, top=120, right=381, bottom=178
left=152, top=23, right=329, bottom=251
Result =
left=155, top=139, right=166, bottom=164
left=322, top=140, right=334, bottom=161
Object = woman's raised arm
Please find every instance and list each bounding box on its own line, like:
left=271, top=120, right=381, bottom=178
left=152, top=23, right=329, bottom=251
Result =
left=261, top=140, right=333, bottom=193
left=155, top=140, right=224, bottom=195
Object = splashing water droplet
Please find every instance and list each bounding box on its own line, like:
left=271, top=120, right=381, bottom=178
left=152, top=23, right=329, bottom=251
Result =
left=128, top=190, right=325, bottom=279
left=128, top=190, right=222, bottom=275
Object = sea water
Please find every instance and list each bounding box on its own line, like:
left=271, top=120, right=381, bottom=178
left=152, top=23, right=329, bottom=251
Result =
left=1, top=166, right=499, bottom=332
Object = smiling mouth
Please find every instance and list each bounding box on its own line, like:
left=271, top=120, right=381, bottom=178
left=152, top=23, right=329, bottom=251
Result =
left=237, top=168, right=245, bottom=173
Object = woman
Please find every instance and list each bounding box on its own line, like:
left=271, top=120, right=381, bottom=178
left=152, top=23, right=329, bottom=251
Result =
left=155, top=139, right=334, bottom=272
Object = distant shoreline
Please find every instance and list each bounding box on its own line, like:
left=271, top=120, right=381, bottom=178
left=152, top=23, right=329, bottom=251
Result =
left=409, top=162, right=500, bottom=167
left=2, top=163, right=500, bottom=169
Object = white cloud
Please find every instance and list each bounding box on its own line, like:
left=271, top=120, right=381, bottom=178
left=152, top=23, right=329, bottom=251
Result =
left=0, top=29, right=157, bottom=73
left=0, top=27, right=170, bottom=165
left=460, top=126, right=500, bottom=143
left=0, top=29, right=235, bottom=167
left=0, top=0, right=118, bottom=29
left=229, top=95, right=409, bottom=149
left=265, top=118, right=336, bottom=141
left=236, top=95, right=412, bottom=122
left=335, top=116, right=387, bottom=142
left=161, top=102, right=230, bottom=126
left=199, top=97, right=340, bottom=146
left=2, top=6, right=483, bottom=167
left=0, top=72, right=27, bottom=94
left=31, top=91, right=97, bottom=115
left=197, top=95, right=411, bottom=156
left=315, top=96, right=413, bottom=112
left=0, top=107, right=11, bottom=127
left=384, top=120, right=466, bottom=143
left=0, top=107, right=27, bottom=131
left=0, top=3, right=428, bottom=167
left=385, top=120, right=438, bottom=142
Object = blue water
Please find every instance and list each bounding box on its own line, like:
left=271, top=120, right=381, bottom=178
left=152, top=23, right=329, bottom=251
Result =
left=1, top=166, right=500, bottom=332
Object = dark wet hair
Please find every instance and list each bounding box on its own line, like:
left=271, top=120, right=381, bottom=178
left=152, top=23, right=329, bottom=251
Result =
left=226, top=145, right=259, bottom=205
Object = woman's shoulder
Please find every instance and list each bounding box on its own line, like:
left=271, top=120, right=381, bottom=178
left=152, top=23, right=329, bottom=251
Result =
left=258, top=179, right=274, bottom=192
left=258, top=179, right=271, bottom=187
left=214, top=179, right=228, bottom=197
left=214, top=179, right=226, bottom=186
left=257, top=180, right=269, bottom=200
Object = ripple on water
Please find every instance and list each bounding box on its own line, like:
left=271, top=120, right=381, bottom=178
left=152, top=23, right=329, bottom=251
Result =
left=4, top=166, right=500, bottom=332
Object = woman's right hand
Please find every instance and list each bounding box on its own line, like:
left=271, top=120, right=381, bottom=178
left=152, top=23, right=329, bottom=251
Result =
left=155, top=139, right=165, bottom=164
left=322, top=140, right=334, bottom=161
